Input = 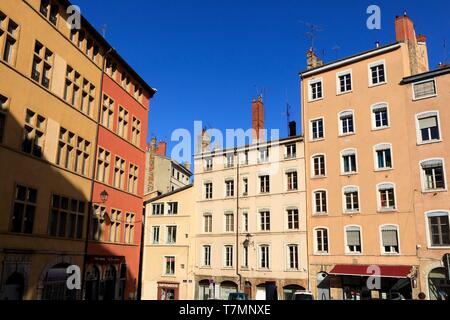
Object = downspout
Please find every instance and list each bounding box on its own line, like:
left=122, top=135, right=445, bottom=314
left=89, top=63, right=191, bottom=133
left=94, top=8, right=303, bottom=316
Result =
left=81, top=47, right=113, bottom=299
left=235, top=148, right=242, bottom=291
left=136, top=204, right=146, bottom=300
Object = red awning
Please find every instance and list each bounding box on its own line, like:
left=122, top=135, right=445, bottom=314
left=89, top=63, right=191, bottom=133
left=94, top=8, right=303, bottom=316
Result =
left=328, top=265, right=412, bottom=278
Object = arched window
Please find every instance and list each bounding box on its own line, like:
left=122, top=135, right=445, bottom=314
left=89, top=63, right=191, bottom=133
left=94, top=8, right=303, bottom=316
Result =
left=377, top=183, right=396, bottom=211
left=314, top=227, right=329, bottom=254
left=345, top=226, right=362, bottom=254
left=374, top=143, right=393, bottom=170
left=341, top=149, right=357, bottom=174
left=313, top=190, right=327, bottom=214
left=312, top=154, right=326, bottom=177
left=339, top=110, right=354, bottom=135
left=380, top=225, right=399, bottom=254
left=416, top=111, right=441, bottom=144
left=371, top=103, right=389, bottom=129
left=420, top=159, right=446, bottom=191
left=426, top=211, right=450, bottom=247
left=343, top=186, right=360, bottom=213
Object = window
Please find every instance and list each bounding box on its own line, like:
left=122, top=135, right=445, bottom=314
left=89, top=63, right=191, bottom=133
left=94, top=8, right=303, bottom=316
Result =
left=243, top=150, right=249, bottom=165
left=339, top=111, right=354, bottom=135
left=77, top=30, right=85, bottom=50
left=22, top=109, right=46, bottom=158
left=285, top=144, right=296, bottom=158
left=168, top=202, right=178, bottom=215
left=286, top=170, right=298, bottom=191
left=40, top=0, right=59, bottom=25
left=64, top=66, right=81, bottom=108
left=345, top=226, right=362, bottom=254
left=369, top=61, right=386, bottom=86
left=417, top=112, right=440, bottom=143
left=413, top=79, right=436, bottom=100
left=11, top=185, right=37, bottom=234
left=259, top=147, right=269, bottom=163
left=312, top=155, right=326, bottom=177
left=421, top=159, right=446, bottom=191
left=378, top=183, right=396, bottom=211
left=152, top=226, right=160, bottom=244
left=203, top=245, right=211, bottom=267
left=0, top=94, right=8, bottom=143
left=204, top=182, right=213, bottom=199
left=381, top=225, right=399, bottom=254
left=1, top=16, right=19, bottom=65
left=287, top=245, right=299, bottom=270
left=117, top=106, right=129, bottom=139
left=310, top=118, right=324, bottom=140
left=225, top=153, right=234, bottom=168
left=309, top=79, right=323, bottom=100
left=337, top=71, right=352, bottom=93
left=242, top=246, right=248, bottom=268
left=80, top=79, right=95, bottom=117
left=105, top=59, right=117, bottom=78
left=109, top=209, right=121, bottom=243
left=48, top=194, right=85, bottom=239
left=225, top=179, right=235, bottom=197
left=375, top=144, right=392, bottom=170
left=91, top=205, right=105, bottom=241
left=75, top=137, right=90, bottom=176
left=427, top=212, right=450, bottom=247
left=315, top=228, right=329, bottom=254
left=166, top=226, right=177, bottom=244
left=224, top=246, right=233, bottom=267
left=242, top=177, right=248, bottom=196
left=124, top=212, right=135, bottom=244
left=259, top=175, right=270, bottom=193
left=121, top=73, right=131, bottom=91
left=204, top=214, right=212, bottom=233
left=96, top=148, right=111, bottom=183
left=128, top=163, right=138, bottom=194
left=205, top=157, right=213, bottom=171
left=242, top=212, right=248, bottom=232
left=314, top=190, right=327, bottom=214
left=372, top=103, right=389, bottom=129
left=165, top=256, right=175, bottom=275
left=101, top=95, right=114, bottom=130
left=225, top=212, right=234, bottom=232
left=341, top=150, right=357, bottom=174
left=131, top=117, right=141, bottom=146
left=152, top=203, right=164, bottom=215
left=260, top=210, right=270, bottom=231
left=113, top=156, right=126, bottom=189
left=343, top=187, right=359, bottom=213
left=287, top=208, right=299, bottom=230
left=31, top=41, right=53, bottom=89
left=259, top=245, right=270, bottom=269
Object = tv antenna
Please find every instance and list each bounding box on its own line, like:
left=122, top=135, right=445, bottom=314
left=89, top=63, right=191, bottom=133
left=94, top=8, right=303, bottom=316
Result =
left=254, top=86, right=267, bottom=101
left=101, top=24, right=108, bottom=38
left=299, top=20, right=323, bottom=50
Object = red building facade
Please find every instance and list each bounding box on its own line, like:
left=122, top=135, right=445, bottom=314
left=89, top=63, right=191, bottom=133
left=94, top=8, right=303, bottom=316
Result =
left=85, top=54, right=155, bottom=300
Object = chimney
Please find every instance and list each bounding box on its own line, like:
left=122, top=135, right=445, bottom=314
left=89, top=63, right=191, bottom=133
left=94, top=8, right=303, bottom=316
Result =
left=375, top=41, right=380, bottom=48
left=395, top=13, right=429, bottom=74
left=183, top=162, right=191, bottom=172
left=306, top=48, right=324, bottom=70
left=156, top=141, right=167, bottom=156
left=252, top=96, right=265, bottom=143
left=288, top=121, right=297, bottom=137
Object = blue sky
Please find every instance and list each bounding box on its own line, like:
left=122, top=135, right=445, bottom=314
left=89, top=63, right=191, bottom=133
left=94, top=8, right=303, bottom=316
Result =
left=73, top=0, right=450, bottom=162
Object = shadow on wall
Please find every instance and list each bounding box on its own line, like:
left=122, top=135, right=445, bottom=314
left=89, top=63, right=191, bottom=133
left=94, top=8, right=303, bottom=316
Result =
left=0, top=103, right=136, bottom=301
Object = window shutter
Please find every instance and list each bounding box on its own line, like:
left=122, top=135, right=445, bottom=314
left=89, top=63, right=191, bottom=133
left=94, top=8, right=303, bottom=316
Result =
left=378, top=183, right=394, bottom=191
left=419, top=116, right=437, bottom=129
left=421, top=159, right=443, bottom=169
left=347, top=230, right=361, bottom=246
left=382, top=229, right=398, bottom=246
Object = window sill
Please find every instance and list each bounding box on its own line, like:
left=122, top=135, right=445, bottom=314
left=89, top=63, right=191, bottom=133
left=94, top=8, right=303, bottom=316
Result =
left=344, top=211, right=360, bottom=215
left=312, top=213, right=328, bottom=217
left=345, top=252, right=362, bottom=256
left=341, top=172, right=358, bottom=176
left=372, top=126, right=390, bottom=132
left=381, top=253, right=400, bottom=256
left=422, top=189, right=448, bottom=194
left=314, top=252, right=329, bottom=256
left=374, top=168, right=394, bottom=172
left=369, top=81, right=387, bottom=88
left=309, top=138, right=325, bottom=143
left=337, top=90, right=353, bottom=96
left=412, top=94, right=437, bottom=101
left=308, top=97, right=323, bottom=103
left=377, top=208, right=397, bottom=213
left=199, top=266, right=212, bottom=269
left=427, top=246, right=450, bottom=250
left=162, top=275, right=177, bottom=278
left=221, top=267, right=234, bottom=270
left=311, top=175, right=327, bottom=179
left=417, top=139, right=442, bottom=146
left=338, top=132, right=355, bottom=138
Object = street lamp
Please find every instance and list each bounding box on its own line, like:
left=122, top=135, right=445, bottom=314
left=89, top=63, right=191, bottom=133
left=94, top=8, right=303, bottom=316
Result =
left=99, top=190, right=109, bottom=203
left=243, top=233, right=253, bottom=248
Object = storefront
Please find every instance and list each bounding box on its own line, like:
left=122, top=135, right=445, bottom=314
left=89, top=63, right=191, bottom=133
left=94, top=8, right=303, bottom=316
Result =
left=157, top=282, right=179, bottom=300
left=428, top=267, right=450, bottom=300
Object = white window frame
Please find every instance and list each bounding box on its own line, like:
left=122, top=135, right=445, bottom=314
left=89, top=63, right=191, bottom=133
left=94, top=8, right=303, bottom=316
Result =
left=340, top=148, right=358, bottom=175
left=166, top=225, right=177, bottom=244
left=203, top=213, right=212, bottom=233
left=285, top=169, right=298, bottom=191
left=224, top=178, right=235, bottom=198
left=336, top=69, right=353, bottom=95
left=419, top=158, right=447, bottom=193
left=258, top=244, right=271, bottom=270
left=309, top=117, right=325, bottom=141
left=342, top=185, right=360, bottom=214
left=163, top=256, right=176, bottom=276
left=259, top=210, right=271, bottom=231
left=286, top=207, right=300, bottom=230
left=344, top=225, right=363, bottom=255
left=224, top=212, right=234, bottom=233
left=152, top=225, right=160, bottom=244
left=338, top=109, right=355, bottom=136
left=368, top=59, right=387, bottom=87
left=376, top=182, right=397, bottom=212
left=203, top=181, right=213, bottom=200
left=308, top=77, right=323, bottom=102
left=415, top=111, right=442, bottom=145
left=313, top=226, right=330, bottom=255
left=286, top=244, right=300, bottom=270
left=412, top=78, right=437, bottom=101
left=371, top=102, right=390, bottom=130
left=311, top=153, right=326, bottom=178
left=242, top=211, right=248, bottom=232
left=223, top=245, right=234, bottom=268
left=424, top=210, right=450, bottom=249
left=379, top=224, right=400, bottom=255
left=373, top=143, right=394, bottom=171
left=202, top=245, right=211, bottom=267
left=313, top=189, right=328, bottom=215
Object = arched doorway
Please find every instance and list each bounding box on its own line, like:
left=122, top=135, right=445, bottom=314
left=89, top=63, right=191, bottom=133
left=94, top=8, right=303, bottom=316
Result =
left=244, top=281, right=252, bottom=299
left=3, top=272, right=25, bottom=300
left=428, top=267, right=450, bottom=300
left=317, top=272, right=330, bottom=300
left=255, top=284, right=266, bottom=300
left=103, top=265, right=117, bottom=300
left=198, top=279, right=211, bottom=300
left=283, top=284, right=305, bottom=300
left=220, top=281, right=237, bottom=300
left=42, top=263, right=76, bottom=300
left=85, top=265, right=100, bottom=301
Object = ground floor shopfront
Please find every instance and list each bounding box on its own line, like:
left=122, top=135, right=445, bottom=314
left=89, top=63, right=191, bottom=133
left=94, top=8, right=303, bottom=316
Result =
left=195, top=275, right=308, bottom=300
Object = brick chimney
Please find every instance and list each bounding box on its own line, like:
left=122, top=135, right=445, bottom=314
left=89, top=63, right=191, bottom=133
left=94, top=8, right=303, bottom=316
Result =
left=395, top=13, right=429, bottom=74
left=252, top=96, right=265, bottom=143
left=306, top=48, right=324, bottom=70
left=156, top=141, right=167, bottom=156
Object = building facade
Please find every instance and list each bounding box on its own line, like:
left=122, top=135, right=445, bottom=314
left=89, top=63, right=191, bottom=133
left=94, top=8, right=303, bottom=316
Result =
left=301, top=14, right=449, bottom=300
left=193, top=98, right=308, bottom=300
left=0, top=0, right=155, bottom=300
left=142, top=185, right=195, bottom=300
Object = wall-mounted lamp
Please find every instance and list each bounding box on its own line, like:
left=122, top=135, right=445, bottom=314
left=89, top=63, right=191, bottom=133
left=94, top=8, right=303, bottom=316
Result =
left=100, top=190, right=109, bottom=203
left=243, top=233, right=254, bottom=248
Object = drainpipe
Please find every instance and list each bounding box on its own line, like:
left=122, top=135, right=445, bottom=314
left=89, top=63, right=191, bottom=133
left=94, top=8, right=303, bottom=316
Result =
left=81, top=46, right=113, bottom=299
left=136, top=204, right=146, bottom=300
left=235, top=147, right=242, bottom=292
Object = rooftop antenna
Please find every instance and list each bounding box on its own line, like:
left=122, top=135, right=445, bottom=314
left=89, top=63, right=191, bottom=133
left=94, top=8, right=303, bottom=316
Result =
left=299, top=20, right=323, bottom=51
left=101, top=24, right=108, bottom=38
left=283, top=89, right=292, bottom=136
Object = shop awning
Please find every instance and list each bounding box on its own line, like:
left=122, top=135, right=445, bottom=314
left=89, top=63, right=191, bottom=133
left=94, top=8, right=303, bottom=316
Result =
left=328, top=265, right=412, bottom=278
